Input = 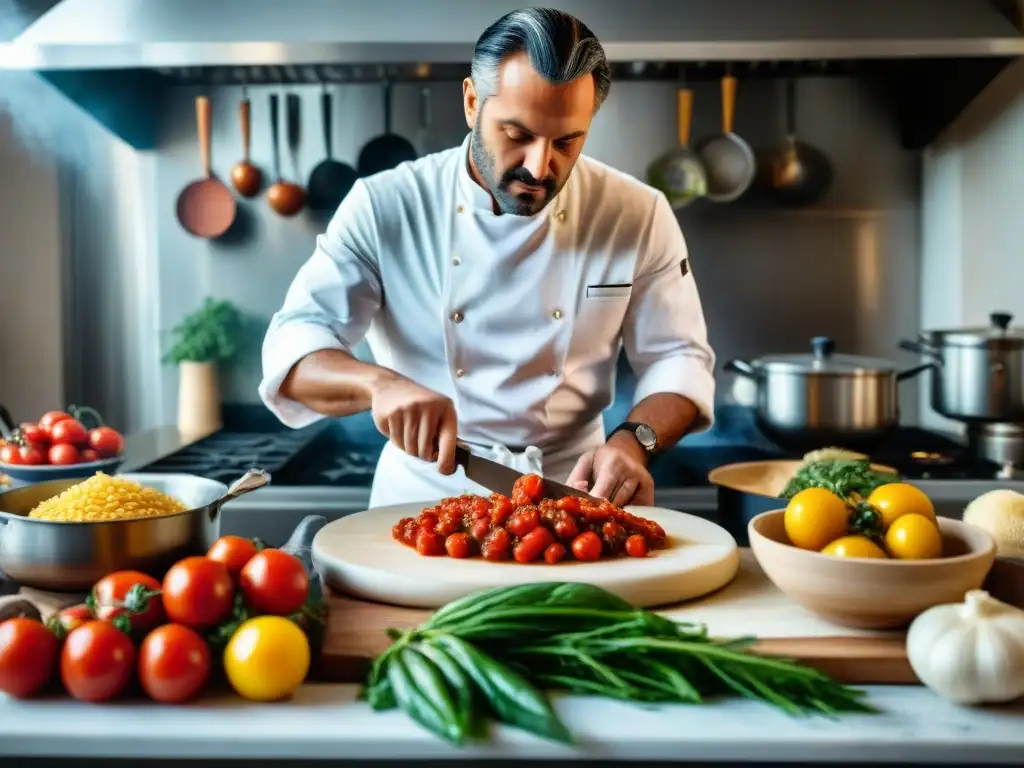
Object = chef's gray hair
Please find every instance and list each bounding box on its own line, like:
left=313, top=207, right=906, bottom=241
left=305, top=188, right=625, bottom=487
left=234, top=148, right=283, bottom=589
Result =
left=471, top=8, right=611, bottom=110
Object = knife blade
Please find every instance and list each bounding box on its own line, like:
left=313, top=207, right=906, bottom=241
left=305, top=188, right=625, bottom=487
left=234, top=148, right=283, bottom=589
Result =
left=454, top=443, right=601, bottom=503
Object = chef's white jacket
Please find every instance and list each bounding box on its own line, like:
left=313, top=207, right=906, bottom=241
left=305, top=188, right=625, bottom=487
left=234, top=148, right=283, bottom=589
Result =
left=259, top=134, right=716, bottom=508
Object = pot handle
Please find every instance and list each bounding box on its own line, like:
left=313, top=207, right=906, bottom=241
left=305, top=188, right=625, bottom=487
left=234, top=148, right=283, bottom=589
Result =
left=896, top=362, right=935, bottom=382
left=724, top=359, right=757, bottom=378
left=898, top=338, right=940, bottom=359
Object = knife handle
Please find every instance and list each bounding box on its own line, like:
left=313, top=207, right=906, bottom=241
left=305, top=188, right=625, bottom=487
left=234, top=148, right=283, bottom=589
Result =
left=451, top=440, right=472, bottom=469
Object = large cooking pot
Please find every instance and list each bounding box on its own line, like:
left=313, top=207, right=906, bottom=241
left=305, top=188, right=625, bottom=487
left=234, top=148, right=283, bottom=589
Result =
left=0, top=469, right=269, bottom=592
left=725, top=336, right=931, bottom=453
left=899, top=312, right=1024, bottom=423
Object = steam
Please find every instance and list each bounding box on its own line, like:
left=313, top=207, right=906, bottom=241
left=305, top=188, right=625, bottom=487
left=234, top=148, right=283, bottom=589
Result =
left=0, top=0, right=91, bottom=166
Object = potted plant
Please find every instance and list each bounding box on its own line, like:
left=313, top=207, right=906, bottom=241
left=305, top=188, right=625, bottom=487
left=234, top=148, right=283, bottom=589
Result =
left=164, top=297, right=244, bottom=437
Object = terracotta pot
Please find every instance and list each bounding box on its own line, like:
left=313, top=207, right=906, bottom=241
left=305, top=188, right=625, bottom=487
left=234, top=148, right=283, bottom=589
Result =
left=177, top=360, right=222, bottom=438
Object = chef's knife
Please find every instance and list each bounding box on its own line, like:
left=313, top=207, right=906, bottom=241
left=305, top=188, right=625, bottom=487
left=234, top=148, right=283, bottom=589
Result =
left=453, top=442, right=601, bottom=503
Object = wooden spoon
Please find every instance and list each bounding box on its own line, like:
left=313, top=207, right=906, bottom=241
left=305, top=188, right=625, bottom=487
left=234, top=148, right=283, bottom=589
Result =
left=230, top=89, right=262, bottom=198
left=266, top=93, right=306, bottom=217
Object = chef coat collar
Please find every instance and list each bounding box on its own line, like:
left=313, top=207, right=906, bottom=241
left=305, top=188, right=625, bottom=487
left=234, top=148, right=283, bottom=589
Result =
left=457, top=132, right=569, bottom=219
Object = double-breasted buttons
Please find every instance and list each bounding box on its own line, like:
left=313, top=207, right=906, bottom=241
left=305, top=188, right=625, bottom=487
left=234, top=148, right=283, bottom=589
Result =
left=450, top=311, right=464, bottom=323
left=552, top=308, right=563, bottom=320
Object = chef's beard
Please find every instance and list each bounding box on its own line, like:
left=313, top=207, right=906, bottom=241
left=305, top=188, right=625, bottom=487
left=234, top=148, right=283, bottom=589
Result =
left=471, top=116, right=559, bottom=216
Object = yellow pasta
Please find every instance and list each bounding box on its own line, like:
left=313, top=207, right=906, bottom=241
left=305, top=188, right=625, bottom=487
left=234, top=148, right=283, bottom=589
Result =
left=28, top=472, right=188, bottom=522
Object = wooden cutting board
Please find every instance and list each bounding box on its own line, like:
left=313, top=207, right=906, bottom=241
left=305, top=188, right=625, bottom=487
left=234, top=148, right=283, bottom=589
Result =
left=318, top=550, right=1024, bottom=686
left=311, top=505, right=740, bottom=609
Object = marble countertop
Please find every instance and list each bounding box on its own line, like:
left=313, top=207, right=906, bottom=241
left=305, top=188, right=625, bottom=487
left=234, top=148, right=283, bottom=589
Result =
left=0, top=684, right=1021, bottom=763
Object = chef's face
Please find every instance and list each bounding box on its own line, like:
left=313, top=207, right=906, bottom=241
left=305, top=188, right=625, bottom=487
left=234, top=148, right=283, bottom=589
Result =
left=464, top=53, right=595, bottom=216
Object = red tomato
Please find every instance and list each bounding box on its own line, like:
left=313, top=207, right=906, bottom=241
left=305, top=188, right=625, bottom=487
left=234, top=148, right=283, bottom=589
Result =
left=18, top=423, right=49, bottom=450
left=60, top=621, right=135, bottom=702
left=87, top=426, right=124, bottom=458
left=162, top=557, right=234, bottom=629
left=79, top=448, right=99, bottom=463
left=0, top=444, right=21, bottom=465
left=51, top=604, right=93, bottom=635
left=92, top=571, right=164, bottom=633
left=571, top=531, right=603, bottom=562
left=38, top=410, right=72, bottom=436
left=138, top=624, right=211, bottom=703
left=50, top=418, right=88, bottom=447
left=239, top=549, right=309, bottom=616
left=48, top=443, right=80, bottom=465
left=207, top=536, right=259, bottom=579
left=17, top=445, right=45, bottom=465
left=0, top=618, right=59, bottom=698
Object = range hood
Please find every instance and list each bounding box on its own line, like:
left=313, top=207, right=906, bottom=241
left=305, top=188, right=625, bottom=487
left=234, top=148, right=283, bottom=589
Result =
left=1, top=0, right=1023, bottom=150
left=4, top=0, right=1024, bottom=69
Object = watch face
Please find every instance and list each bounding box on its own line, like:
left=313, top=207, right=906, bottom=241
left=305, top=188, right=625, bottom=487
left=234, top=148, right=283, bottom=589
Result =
left=635, top=423, right=657, bottom=450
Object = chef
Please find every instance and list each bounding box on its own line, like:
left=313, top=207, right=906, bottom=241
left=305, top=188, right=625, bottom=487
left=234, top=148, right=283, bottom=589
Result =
left=258, top=7, right=716, bottom=509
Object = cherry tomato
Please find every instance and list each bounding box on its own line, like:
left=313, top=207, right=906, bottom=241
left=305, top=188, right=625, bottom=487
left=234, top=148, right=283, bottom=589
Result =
left=0, top=444, right=22, bottom=465
left=138, top=624, right=211, bottom=703
left=92, top=571, right=164, bottom=633
left=48, top=443, right=80, bottom=465
left=87, top=426, right=124, bottom=458
left=38, top=410, right=72, bottom=436
left=79, top=448, right=99, bottom=463
left=51, top=604, right=93, bottom=635
left=0, top=618, right=59, bottom=698
left=624, top=535, right=649, bottom=558
left=60, top=621, right=135, bottom=702
left=18, top=423, right=49, bottom=450
left=17, top=445, right=45, bottom=465
left=50, top=418, right=88, bottom=446
left=239, top=549, right=309, bottom=616
left=207, top=536, right=259, bottom=579
left=162, top=557, right=234, bottom=629
left=571, top=531, right=603, bottom=562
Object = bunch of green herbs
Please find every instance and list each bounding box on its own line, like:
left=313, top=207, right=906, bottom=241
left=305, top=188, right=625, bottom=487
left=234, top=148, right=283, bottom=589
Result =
left=361, top=582, right=876, bottom=746
left=780, top=459, right=899, bottom=501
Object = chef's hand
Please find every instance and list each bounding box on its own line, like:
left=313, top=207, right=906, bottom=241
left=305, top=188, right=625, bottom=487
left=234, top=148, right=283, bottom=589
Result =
left=370, top=375, right=459, bottom=474
left=566, top=433, right=654, bottom=507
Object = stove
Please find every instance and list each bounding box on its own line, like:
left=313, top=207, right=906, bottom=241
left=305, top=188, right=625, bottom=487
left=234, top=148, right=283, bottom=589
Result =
left=135, top=425, right=379, bottom=487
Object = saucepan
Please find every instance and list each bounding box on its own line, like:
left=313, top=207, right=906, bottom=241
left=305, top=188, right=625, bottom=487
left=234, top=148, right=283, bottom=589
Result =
left=725, top=336, right=933, bottom=453
left=0, top=468, right=269, bottom=592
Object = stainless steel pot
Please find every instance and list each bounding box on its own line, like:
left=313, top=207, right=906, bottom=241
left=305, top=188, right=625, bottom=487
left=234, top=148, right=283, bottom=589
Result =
left=0, top=469, right=269, bottom=592
left=899, top=312, right=1024, bottom=423
left=725, top=336, right=931, bottom=452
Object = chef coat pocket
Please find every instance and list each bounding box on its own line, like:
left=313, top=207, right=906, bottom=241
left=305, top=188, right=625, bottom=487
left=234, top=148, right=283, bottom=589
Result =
left=585, top=283, right=632, bottom=300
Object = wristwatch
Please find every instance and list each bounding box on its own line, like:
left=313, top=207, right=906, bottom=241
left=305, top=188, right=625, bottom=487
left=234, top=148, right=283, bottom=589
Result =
left=610, top=422, right=658, bottom=454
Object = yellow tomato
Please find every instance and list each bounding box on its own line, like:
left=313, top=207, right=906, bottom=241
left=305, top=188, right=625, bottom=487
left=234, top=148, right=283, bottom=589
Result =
left=885, top=513, right=943, bottom=560
left=866, top=483, right=936, bottom=530
left=784, top=487, right=850, bottom=551
left=820, top=535, right=888, bottom=559
left=224, top=616, right=310, bottom=702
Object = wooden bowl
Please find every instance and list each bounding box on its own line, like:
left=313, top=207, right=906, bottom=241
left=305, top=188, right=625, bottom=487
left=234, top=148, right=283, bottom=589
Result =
left=748, top=509, right=997, bottom=629
left=708, top=459, right=897, bottom=499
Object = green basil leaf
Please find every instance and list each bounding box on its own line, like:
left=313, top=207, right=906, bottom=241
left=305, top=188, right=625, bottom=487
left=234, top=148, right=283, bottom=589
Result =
left=433, top=634, right=572, bottom=745
left=388, top=647, right=465, bottom=745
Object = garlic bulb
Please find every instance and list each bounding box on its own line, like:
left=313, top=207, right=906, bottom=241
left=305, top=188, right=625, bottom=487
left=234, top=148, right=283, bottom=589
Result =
left=906, top=590, right=1024, bottom=705
left=963, top=489, right=1024, bottom=558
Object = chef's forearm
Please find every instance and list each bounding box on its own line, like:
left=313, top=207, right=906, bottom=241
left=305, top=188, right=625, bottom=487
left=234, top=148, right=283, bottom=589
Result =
left=279, top=349, right=400, bottom=418
left=624, top=393, right=699, bottom=453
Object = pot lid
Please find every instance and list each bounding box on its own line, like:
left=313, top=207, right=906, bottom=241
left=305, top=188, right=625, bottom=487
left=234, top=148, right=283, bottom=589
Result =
left=923, top=312, right=1024, bottom=347
left=753, top=337, right=897, bottom=375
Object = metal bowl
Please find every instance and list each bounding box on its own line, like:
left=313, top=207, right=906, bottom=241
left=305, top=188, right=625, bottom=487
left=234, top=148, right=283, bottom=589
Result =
left=0, top=469, right=268, bottom=592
